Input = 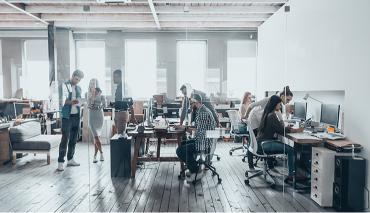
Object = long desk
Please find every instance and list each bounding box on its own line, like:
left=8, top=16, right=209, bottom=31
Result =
left=127, top=128, right=186, bottom=178
left=283, top=132, right=323, bottom=190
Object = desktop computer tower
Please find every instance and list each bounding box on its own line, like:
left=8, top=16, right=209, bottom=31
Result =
left=333, top=156, right=366, bottom=211
left=110, top=134, right=132, bottom=177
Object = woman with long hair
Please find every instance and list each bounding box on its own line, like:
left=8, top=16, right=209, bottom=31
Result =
left=257, top=95, right=303, bottom=181
left=239, top=91, right=252, bottom=119
left=87, top=78, right=105, bottom=163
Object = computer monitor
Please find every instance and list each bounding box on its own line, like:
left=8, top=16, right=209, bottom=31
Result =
left=293, top=102, right=307, bottom=120
left=320, top=104, right=340, bottom=127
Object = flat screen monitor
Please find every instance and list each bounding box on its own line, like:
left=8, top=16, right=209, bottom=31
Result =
left=293, top=102, right=307, bottom=120
left=320, top=104, right=340, bottom=127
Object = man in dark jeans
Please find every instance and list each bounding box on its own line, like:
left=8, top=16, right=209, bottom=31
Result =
left=176, top=93, right=216, bottom=182
left=57, top=70, right=84, bottom=171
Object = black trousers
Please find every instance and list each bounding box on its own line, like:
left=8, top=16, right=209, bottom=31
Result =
left=58, top=114, right=80, bottom=163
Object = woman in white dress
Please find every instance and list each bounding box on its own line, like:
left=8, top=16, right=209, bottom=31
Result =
left=88, top=79, right=105, bottom=163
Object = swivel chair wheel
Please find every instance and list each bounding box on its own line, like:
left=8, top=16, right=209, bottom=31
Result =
left=218, top=178, right=222, bottom=184
left=229, top=151, right=232, bottom=155
left=244, top=179, right=250, bottom=185
left=217, top=156, right=221, bottom=161
left=245, top=171, right=248, bottom=177
left=242, top=158, right=246, bottom=162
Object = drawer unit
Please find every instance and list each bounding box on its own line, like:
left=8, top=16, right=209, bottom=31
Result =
left=310, top=147, right=351, bottom=207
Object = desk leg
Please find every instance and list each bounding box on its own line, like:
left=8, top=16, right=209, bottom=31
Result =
left=131, top=137, right=141, bottom=178
left=157, top=138, right=161, bottom=161
left=293, top=149, right=297, bottom=190
left=177, top=135, right=185, bottom=172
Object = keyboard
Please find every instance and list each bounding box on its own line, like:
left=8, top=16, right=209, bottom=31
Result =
left=313, top=132, right=346, bottom=140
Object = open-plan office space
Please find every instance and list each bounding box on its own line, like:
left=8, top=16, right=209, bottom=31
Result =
left=0, top=0, right=369, bottom=212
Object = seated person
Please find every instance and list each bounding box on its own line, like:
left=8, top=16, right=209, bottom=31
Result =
left=176, top=93, right=217, bottom=182
left=256, top=95, right=303, bottom=182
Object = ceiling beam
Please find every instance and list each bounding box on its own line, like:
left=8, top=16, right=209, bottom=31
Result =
left=0, top=0, right=48, bottom=24
left=148, top=0, right=160, bottom=29
left=52, top=20, right=262, bottom=28
left=0, top=20, right=47, bottom=28
left=4, top=0, right=287, bottom=4
left=28, top=13, right=269, bottom=22
left=20, top=5, right=279, bottom=14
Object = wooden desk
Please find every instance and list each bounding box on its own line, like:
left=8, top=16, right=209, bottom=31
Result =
left=128, top=128, right=186, bottom=178
left=285, top=133, right=322, bottom=144
left=283, top=132, right=323, bottom=190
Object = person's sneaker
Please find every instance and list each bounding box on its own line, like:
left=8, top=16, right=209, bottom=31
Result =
left=67, top=158, right=80, bottom=167
left=57, top=162, right=64, bottom=171
left=93, top=155, right=98, bottom=163
left=100, top=153, right=104, bottom=161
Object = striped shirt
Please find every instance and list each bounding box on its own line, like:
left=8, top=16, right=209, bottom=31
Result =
left=194, top=104, right=217, bottom=152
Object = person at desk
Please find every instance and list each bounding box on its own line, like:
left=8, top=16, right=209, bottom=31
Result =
left=87, top=79, right=106, bottom=163
left=179, top=84, right=190, bottom=126
left=239, top=91, right=252, bottom=119
left=176, top=93, right=217, bottom=182
left=245, top=86, right=294, bottom=169
left=57, top=70, right=84, bottom=171
left=191, top=89, right=220, bottom=126
left=256, top=95, right=303, bottom=181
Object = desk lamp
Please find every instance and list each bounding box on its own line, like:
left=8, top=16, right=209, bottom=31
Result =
left=303, top=93, right=323, bottom=104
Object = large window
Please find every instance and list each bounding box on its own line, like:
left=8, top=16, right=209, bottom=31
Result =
left=177, top=40, right=207, bottom=93
left=125, top=39, right=157, bottom=100
left=76, top=41, right=108, bottom=96
left=227, top=40, right=257, bottom=98
left=22, top=40, right=49, bottom=100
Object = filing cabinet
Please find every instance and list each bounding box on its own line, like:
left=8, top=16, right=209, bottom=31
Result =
left=310, top=147, right=350, bottom=207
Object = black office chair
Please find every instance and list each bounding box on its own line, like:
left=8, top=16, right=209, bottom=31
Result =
left=192, top=138, right=222, bottom=184
left=178, top=137, right=222, bottom=185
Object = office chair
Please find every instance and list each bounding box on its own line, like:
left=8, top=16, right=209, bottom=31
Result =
left=244, top=120, right=284, bottom=188
left=226, top=110, right=249, bottom=159
left=178, top=136, right=222, bottom=184
left=193, top=138, right=222, bottom=184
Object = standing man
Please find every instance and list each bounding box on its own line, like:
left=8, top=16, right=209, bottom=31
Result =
left=112, top=69, right=133, bottom=136
left=57, top=70, right=84, bottom=171
left=179, top=84, right=190, bottom=126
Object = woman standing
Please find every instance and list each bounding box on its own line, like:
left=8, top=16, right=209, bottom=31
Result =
left=88, top=79, right=105, bottom=163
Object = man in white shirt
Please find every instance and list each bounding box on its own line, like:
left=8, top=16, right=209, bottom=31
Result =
left=57, top=70, right=84, bottom=171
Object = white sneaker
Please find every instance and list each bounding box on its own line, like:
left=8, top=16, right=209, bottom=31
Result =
left=57, top=162, right=64, bottom=171
left=93, top=155, right=98, bottom=163
left=67, top=158, right=80, bottom=167
left=100, top=153, right=104, bottom=161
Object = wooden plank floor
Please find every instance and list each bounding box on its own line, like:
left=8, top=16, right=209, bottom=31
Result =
left=0, top=141, right=332, bottom=212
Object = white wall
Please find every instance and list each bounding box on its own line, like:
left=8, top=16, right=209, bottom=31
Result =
left=258, top=0, right=370, bottom=201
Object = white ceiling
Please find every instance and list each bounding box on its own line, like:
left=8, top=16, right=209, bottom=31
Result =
left=0, top=0, right=286, bottom=30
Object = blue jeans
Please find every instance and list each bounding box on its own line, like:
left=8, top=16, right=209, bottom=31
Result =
left=260, top=141, right=295, bottom=176
left=176, top=139, right=198, bottom=173
left=58, top=115, right=80, bottom=163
